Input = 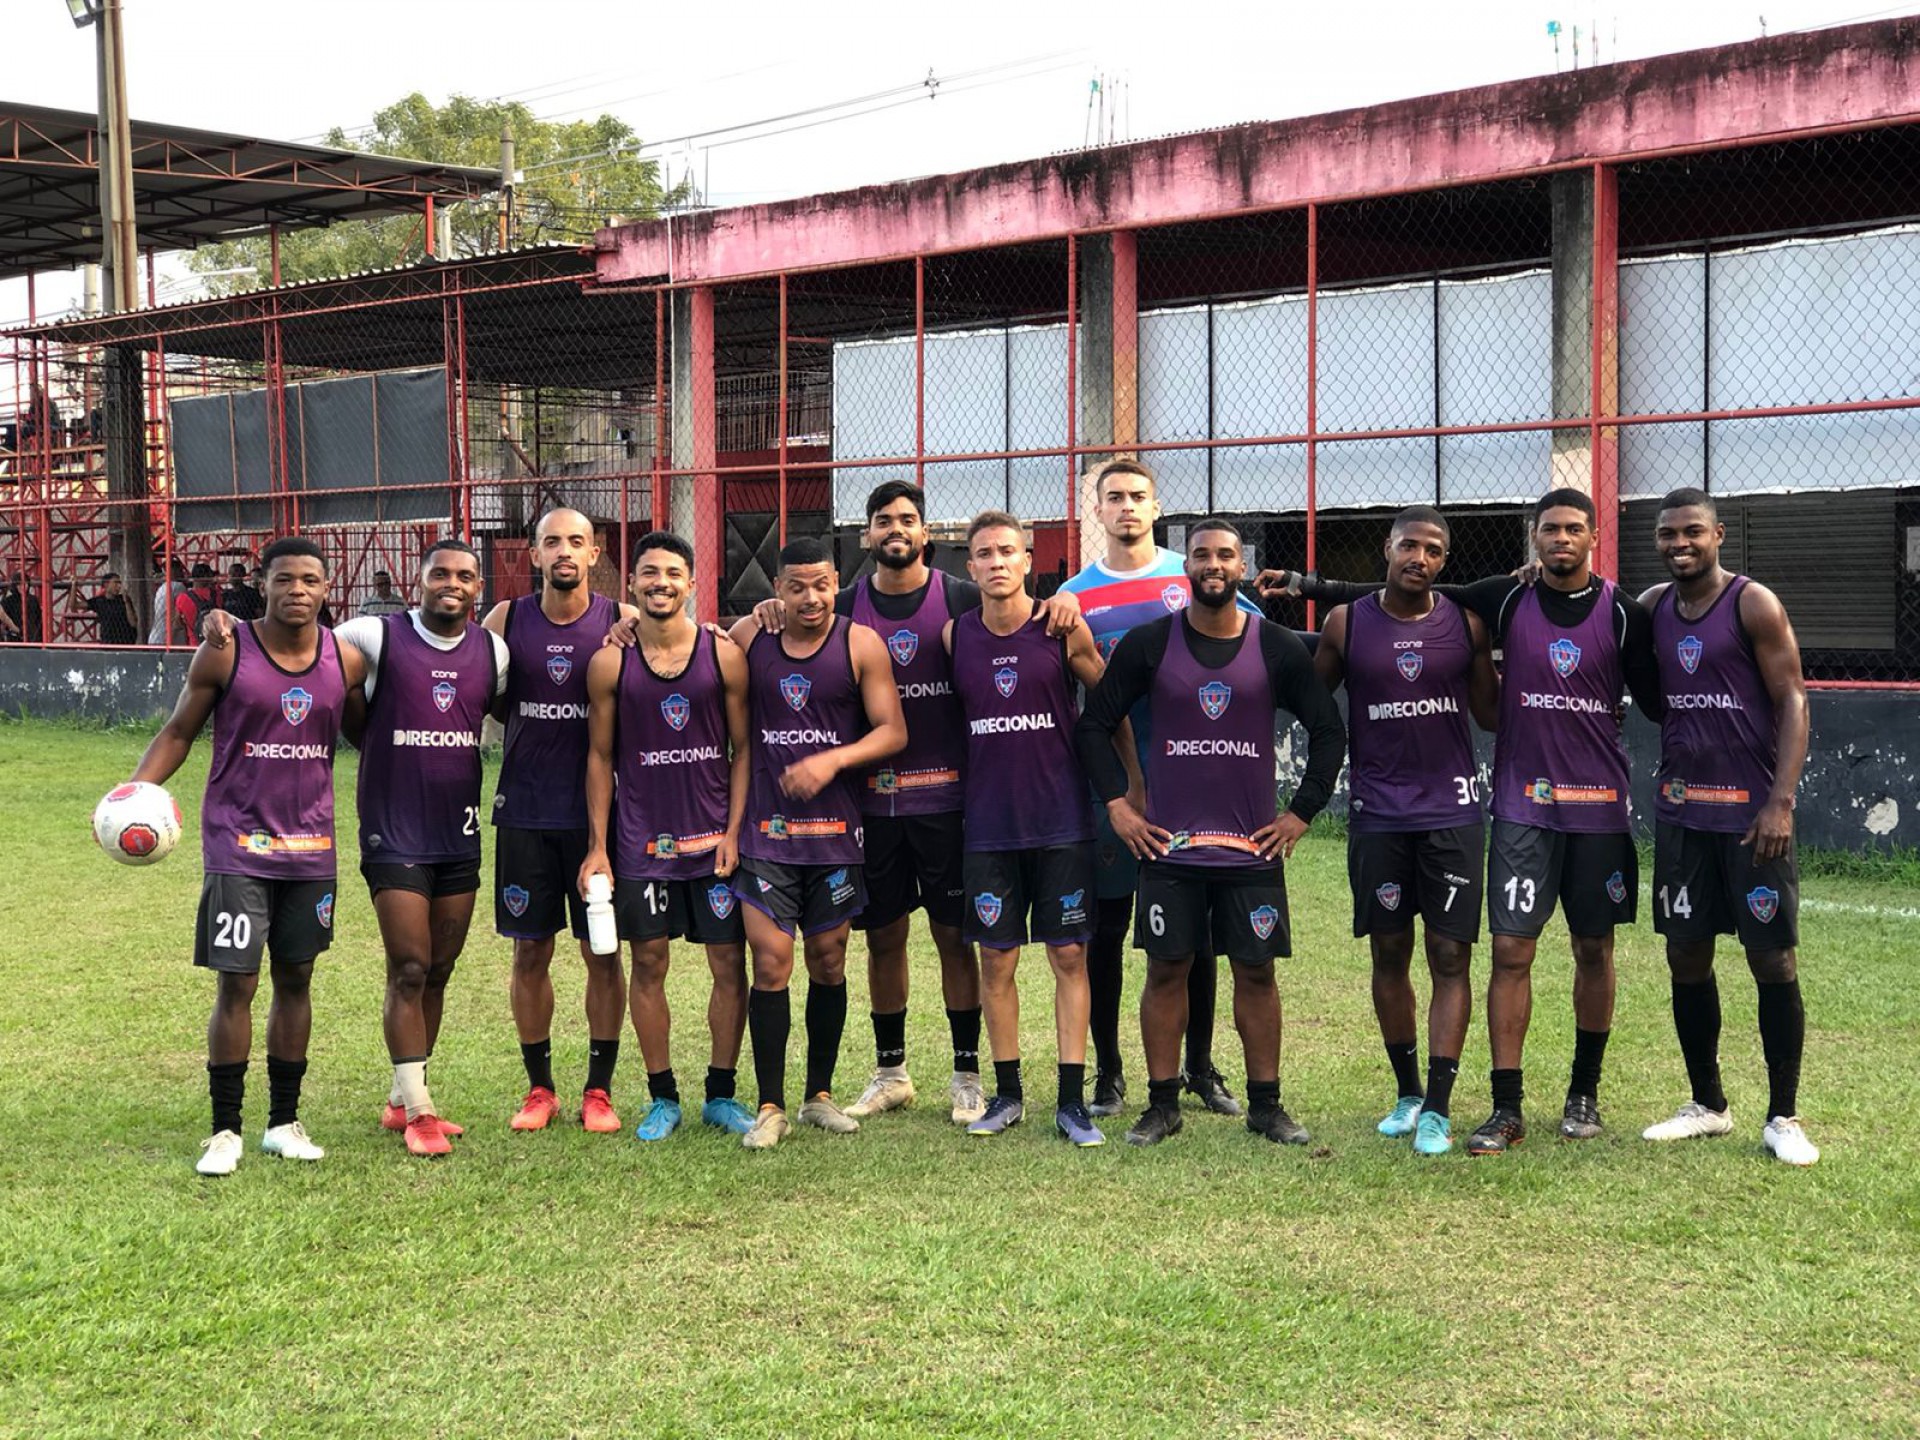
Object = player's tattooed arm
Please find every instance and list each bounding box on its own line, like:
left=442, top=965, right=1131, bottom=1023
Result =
left=715, top=637, right=752, bottom=877
left=578, top=646, right=623, bottom=898
left=1465, top=609, right=1500, bottom=732
left=129, top=640, right=236, bottom=784
left=1313, top=604, right=1350, bottom=692
left=1740, top=581, right=1809, bottom=864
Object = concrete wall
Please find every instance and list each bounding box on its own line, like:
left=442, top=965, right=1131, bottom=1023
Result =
left=0, top=647, right=189, bottom=724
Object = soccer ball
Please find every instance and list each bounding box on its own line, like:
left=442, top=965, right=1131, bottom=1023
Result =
left=93, top=781, right=183, bottom=866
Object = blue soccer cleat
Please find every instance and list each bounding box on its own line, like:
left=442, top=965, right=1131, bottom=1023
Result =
left=967, top=1095, right=1024, bottom=1136
left=1413, top=1110, right=1453, bottom=1156
left=1377, top=1095, right=1424, bottom=1137
left=1055, top=1101, right=1105, bottom=1147
left=701, top=1096, right=755, bottom=1135
left=634, top=1098, right=683, bottom=1142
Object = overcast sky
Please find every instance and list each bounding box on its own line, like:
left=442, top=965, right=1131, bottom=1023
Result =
left=4, top=0, right=1913, bottom=324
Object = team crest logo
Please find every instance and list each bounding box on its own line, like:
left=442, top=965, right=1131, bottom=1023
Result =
left=1747, top=886, right=1780, bottom=923
left=1606, top=871, right=1628, bottom=904
left=874, top=769, right=898, bottom=795
left=1677, top=634, right=1703, bottom=675
left=432, top=680, right=456, bottom=713
left=1250, top=905, right=1279, bottom=940
left=1396, top=652, right=1423, bottom=682
left=315, top=892, right=334, bottom=928
left=281, top=686, right=314, bottom=726
left=1664, top=778, right=1688, bottom=804
left=707, top=884, right=736, bottom=919
left=779, top=673, right=812, bottom=711
left=887, top=629, right=919, bottom=667
left=1376, top=883, right=1402, bottom=912
left=1198, top=681, right=1232, bottom=720
left=768, top=815, right=789, bottom=840
left=661, top=693, right=691, bottom=731
left=1549, top=638, right=1582, bottom=677
left=994, top=666, right=1018, bottom=698
left=974, top=891, right=1004, bottom=927
left=547, top=653, right=573, bottom=685
left=655, top=833, right=677, bottom=858
left=1161, top=583, right=1188, bottom=613
left=502, top=884, right=530, bottom=917
left=1530, top=778, right=1555, bottom=804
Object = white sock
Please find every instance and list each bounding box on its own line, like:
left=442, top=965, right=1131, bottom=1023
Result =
left=392, top=1060, right=433, bottom=1122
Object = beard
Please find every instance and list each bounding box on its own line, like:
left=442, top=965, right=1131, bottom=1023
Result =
left=873, top=542, right=920, bottom=572
left=1191, top=576, right=1238, bottom=610
left=545, top=568, right=583, bottom=591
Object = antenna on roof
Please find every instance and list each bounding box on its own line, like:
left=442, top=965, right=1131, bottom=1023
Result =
left=1547, top=19, right=1562, bottom=71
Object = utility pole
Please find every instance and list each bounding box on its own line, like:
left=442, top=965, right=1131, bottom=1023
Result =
left=93, top=0, right=139, bottom=313
left=499, top=125, right=516, bottom=249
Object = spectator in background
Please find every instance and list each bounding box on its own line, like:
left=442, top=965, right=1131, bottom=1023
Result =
left=150, top=560, right=187, bottom=645
left=222, top=561, right=264, bottom=622
left=171, top=563, right=222, bottom=645
left=2, top=572, right=45, bottom=643
left=356, top=568, right=408, bottom=617
left=68, top=570, right=140, bottom=645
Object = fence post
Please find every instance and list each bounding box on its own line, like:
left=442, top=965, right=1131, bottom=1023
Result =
left=671, top=286, right=720, bottom=622
left=1590, top=161, right=1620, bottom=580
left=1306, top=203, right=1319, bottom=629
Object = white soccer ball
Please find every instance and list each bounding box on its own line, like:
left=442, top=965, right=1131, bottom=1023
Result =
left=93, top=781, right=183, bottom=866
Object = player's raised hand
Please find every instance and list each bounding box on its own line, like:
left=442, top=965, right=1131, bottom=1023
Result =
left=1740, top=796, right=1794, bottom=865
left=1253, top=568, right=1300, bottom=601
left=779, top=752, right=839, bottom=802
left=1252, top=812, right=1309, bottom=860
left=1107, top=796, right=1172, bottom=860
left=199, top=608, right=238, bottom=648
left=751, top=596, right=788, bottom=634
left=1035, top=588, right=1082, bottom=638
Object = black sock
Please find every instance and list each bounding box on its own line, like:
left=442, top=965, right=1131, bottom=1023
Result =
left=1756, top=980, right=1805, bottom=1120
left=586, top=1037, right=620, bottom=1094
left=946, top=1005, right=982, bottom=1075
left=994, top=1058, right=1024, bottom=1101
left=1671, top=978, right=1727, bottom=1111
left=803, top=980, right=849, bottom=1098
left=1569, top=1028, right=1610, bottom=1100
left=521, top=1038, right=555, bottom=1092
left=1147, top=1076, right=1182, bottom=1113
left=1247, top=1078, right=1280, bottom=1114
left=208, top=1059, right=247, bottom=1136
left=1492, top=1067, right=1524, bottom=1112
left=1425, top=1056, right=1460, bottom=1119
left=1057, top=1062, right=1085, bottom=1108
left=748, top=987, right=791, bottom=1111
left=872, top=1008, right=907, bottom=1069
left=705, top=1066, right=736, bottom=1102
left=265, top=1054, right=306, bottom=1129
left=1385, top=1041, right=1424, bottom=1099
left=1088, top=897, right=1129, bottom=1076
left=647, top=1067, right=679, bottom=1102
left=1184, top=955, right=1217, bottom=1075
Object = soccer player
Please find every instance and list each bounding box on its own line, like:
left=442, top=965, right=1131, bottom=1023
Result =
left=579, top=531, right=755, bottom=1140
left=728, top=537, right=907, bottom=1149
left=1311, top=506, right=1499, bottom=1156
left=1076, top=519, right=1346, bottom=1147
left=483, top=508, right=638, bottom=1136
left=749, top=481, right=1081, bottom=1126
left=343, top=540, right=508, bottom=1157
left=945, top=509, right=1133, bottom=1146
left=128, top=537, right=363, bottom=1174
left=1259, top=489, right=1663, bottom=1154
left=1060, top=459, right=1265, bottom=1119
left=1638, top=488, right=1816, bottom=1165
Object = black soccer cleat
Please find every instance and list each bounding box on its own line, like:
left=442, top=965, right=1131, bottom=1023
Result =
left=1184, top=1066, right=1245, bottom=1118
left=1467, top=1106, right=1527, bottom=1156
left=1089, top=1070, right=1127, bottom=1118
left=1559, top=1092, right=1604, bottom=1140
left=1248, top=1104, right=1312, bottom=1146
left=1124, top=1104, right=1184, bottom=1147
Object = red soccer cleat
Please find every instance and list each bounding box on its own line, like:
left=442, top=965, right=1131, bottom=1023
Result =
left=581, top=1088, right=622, bottom=1134
left=511, top=1086, right=560, bottom=1131
left=386, top=1102, right=463, bottom=1138
left=404, top=1114, right=453, bottom=1157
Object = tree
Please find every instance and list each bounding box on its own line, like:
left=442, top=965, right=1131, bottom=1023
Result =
left=189, top=94, right=687, bottom=291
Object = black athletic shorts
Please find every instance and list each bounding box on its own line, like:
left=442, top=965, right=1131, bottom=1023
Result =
left=194, top=873, right=337, bottom=973
left=1135, top=860, right=1290, bottom=965
left=733, top=859, right=866, bottom=937
left=615, top=875, right=748, bottom=947
left=360, top=857, right=483, bottom=900
left=1652, top=821, right=1799, bottom=950
left=494, top=825, right=591, bottom=941
left=857, top=811, right=966, bottom=931
left=1348, top=824, right=1484, bottom=943
left=962, top=843, right=1096, bottom=949
left=1487, top=820, right=1636, bottom=939
left=1091, top=800, right=1141, bottom=902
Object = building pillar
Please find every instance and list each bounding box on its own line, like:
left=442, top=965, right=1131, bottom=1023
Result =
left=672, top=286, right=720, bottom=621
left=1074, top=231, right=1139, bottom=569
left=1549, top=166, right=1620, bottom=577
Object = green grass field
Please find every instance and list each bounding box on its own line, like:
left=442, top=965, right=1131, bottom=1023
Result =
left=2, top=720, right=1917, bottom=1438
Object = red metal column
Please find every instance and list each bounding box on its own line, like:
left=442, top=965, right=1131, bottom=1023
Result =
left=914, top=256, right=926, bottom=490
left=1305, top=203, right=1320, bottom=628
left=1590, top=162, right=1621, bottom=579
left=1111, top=229, right=1138, bottom=451
left=1065, top=234, right=1079, bottom=563
left=778, top=274, right=790, bottom=546
left=653, top=289, right=668, bottom=531
left=456, top=283, right=474, bottom=544
left=690, top=285, right=720, bottom=623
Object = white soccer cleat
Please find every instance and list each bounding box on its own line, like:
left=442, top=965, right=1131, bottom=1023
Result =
left=196, top=1129, right=243, bottom=1176
left=844, top=1066, right=916, bottom=1119
left=797, top=1094, right=860, bottom=1134
left=1642, top=1101, right=1734, bottom=1142
left=741, top=1105, right=791, bottom=1151
left=261, top=1121, right=326, bottom=1161
left=1762, top=1116, right=1820, bottom=1167
left=949, top=1070, right=987, bottom=1126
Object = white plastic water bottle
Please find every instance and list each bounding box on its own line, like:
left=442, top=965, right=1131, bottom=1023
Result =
left=584, top=872, right=618, bottom=956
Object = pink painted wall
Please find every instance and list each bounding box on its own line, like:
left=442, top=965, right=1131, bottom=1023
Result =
left=597, top=18, right=1920, bottom=286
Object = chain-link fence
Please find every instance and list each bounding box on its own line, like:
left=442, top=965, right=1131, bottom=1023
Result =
left=5, top=119, right=1918, bottom=682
